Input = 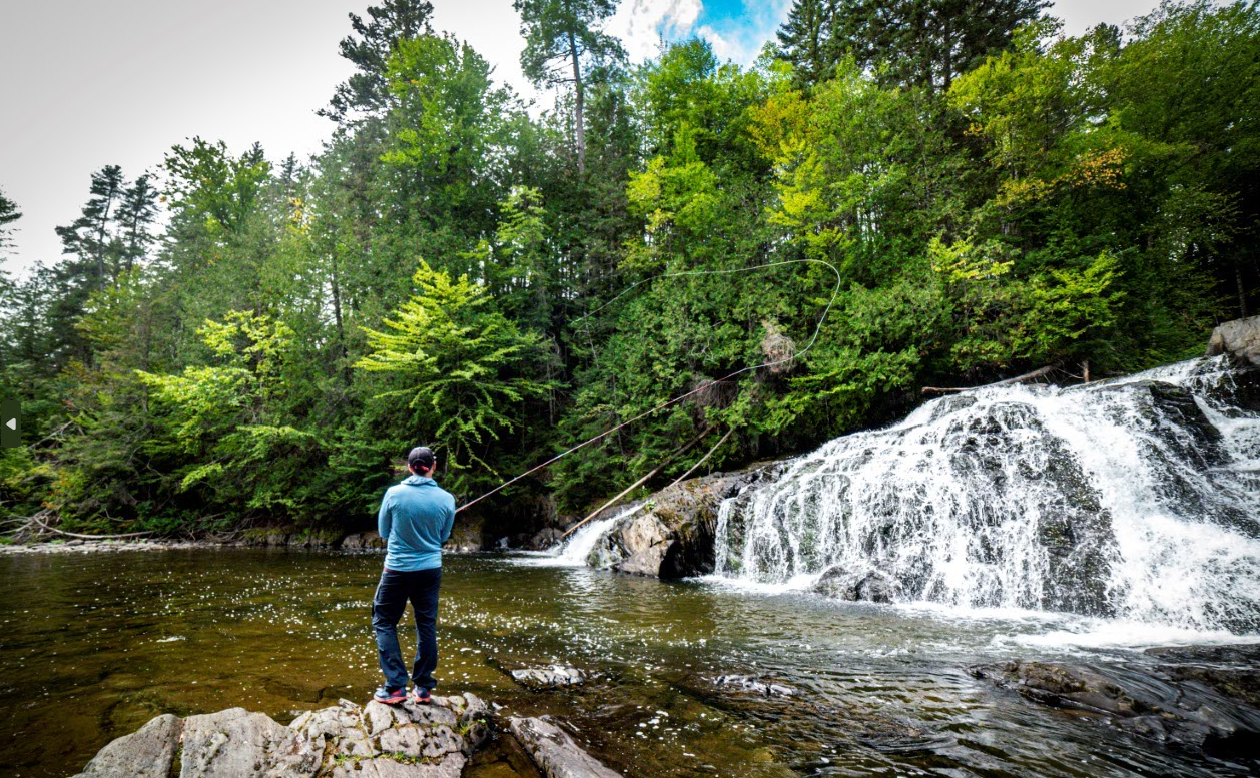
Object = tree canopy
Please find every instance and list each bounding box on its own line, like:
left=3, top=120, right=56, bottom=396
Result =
left=1, top=0, right=1255, bottom=541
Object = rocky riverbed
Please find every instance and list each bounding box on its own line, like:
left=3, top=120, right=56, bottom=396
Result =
left=970, top=644, right=1260, bottom=757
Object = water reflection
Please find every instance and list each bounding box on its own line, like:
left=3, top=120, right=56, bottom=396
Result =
left=0, top=549, right=1255, bottom=778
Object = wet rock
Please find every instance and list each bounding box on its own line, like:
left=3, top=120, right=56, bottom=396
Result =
left=811, top=567, right=901, bottom=604
left=854, top=571, right=900, bottom=603
left=340, top=531, right=386, bottom=550
left=509, top=665, right=590, bottom=689
left=508, top=716, right=623, bottom=778
left=528, top=528, right=564, bottom=550
left=71, top=695, right=492, bottom=778
left=1207, top=315, right=1260, bottom=365
left=180, top=707, right=320, bottom=778
left=971, top=653, right=1260, bottom=755
left=1145, top=644, right=1260, bottom=709
left=588, top=465, right=776, bottom=579
left=69, top=713, right=183, bottom=778
left=713, top=674, right=796, bottom=698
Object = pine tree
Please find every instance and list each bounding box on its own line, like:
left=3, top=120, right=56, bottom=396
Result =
left=777, top=0, right=839, bottom=89
left=322, top=0, right=435, bottom=124
left=831, top=0, right=1049, bottom=92
left=117, top=175, right=159, bottom=274
left=55, top=165, right=125, bottom=293
left=514, top=0, right=626, bottom=174
left=0, top=188, right=19, bottom=256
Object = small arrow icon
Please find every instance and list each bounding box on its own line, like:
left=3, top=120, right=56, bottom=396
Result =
left=0, top=399, right=16, bottom=448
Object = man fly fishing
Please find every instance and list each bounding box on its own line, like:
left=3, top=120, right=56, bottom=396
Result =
left=372, top=446, right=456, bottom=705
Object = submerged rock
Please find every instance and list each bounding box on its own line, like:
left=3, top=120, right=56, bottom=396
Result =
left=971, top=648, right=1260, bottom=756
left=509, top=665, right=590, bottom=689
left=713, top=674, right=797, bottom=698
left=508, top=716, right=624, bottom=778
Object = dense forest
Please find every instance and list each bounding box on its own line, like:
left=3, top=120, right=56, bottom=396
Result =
left=1, top=0, right=1257, bottom=540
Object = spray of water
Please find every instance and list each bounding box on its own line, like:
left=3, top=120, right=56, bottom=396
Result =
left=713, top=356, right=1260, bottom=634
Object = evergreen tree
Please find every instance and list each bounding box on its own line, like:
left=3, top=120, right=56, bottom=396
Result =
left=514, top=0, right=626, bottom=173
left=54, top=165, right=126, bottom=293
left=777, top=0, right=839, bottom=89
left=0, top=187, right=19, bottom=256
left=117, top=175, right=160, bottom=274
left=832, top=0, right=1049, bottom=92
left=322, top=0, right=435, bottom=124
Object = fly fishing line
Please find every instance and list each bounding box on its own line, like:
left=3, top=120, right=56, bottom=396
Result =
left=455, top=258, right=842, bottom=514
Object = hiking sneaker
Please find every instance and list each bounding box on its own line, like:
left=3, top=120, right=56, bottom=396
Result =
left=410, top=688, right=432, bottom=705
left=373, top=687, right=407, bottom=705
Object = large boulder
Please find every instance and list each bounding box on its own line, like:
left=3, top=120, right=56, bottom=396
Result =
left=71, top=695, right=491, bottom=778
left=587, top=465, right=775, bottom=579
left=179, top=707, right=320, bottom=778
left=1207, top=315, right=1260, bottom=365
left=70, top=714, right=183, bottom=778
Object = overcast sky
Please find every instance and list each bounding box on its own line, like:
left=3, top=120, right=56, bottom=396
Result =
left=0, top=0, right=1165, bottom=277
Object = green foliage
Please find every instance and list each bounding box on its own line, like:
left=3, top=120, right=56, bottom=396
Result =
left=163, top=138, right=271, bottom=236
left=357, top=261, right=555, bottom=492
left=5, top=0, right=1257, bottom=536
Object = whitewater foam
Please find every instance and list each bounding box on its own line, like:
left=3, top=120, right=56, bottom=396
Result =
left=711, top=356, right=1260, bottom=634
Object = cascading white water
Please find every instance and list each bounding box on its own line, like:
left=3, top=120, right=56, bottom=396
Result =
left=520, top=507, right=641, bottom=568
left=713, top=356, right=1260, bottom=632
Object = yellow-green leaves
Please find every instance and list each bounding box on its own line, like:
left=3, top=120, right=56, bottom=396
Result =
left=356, top=261, right=554, bottom=489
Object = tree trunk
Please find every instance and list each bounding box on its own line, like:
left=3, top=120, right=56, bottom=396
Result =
left=1238, top=261, right=1249, bottom=317
left=330, top=250, right=349, bottom=384
left=568, top=28, right=585, bottom=175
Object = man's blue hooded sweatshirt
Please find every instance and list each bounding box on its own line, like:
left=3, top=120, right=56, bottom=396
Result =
left=378, top=475, right=456, bottom=571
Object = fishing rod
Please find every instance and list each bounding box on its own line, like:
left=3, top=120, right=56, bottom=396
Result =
left=454, top=258, right=843, bottom=515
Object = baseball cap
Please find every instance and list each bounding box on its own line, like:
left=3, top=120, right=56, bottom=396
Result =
left=408, top=446, right=436, bottom=470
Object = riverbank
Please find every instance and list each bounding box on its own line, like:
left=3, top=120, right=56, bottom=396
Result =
left=0, top=531, right=388, bottom=555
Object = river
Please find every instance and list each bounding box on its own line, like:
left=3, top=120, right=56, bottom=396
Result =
left=1, top=547, right=1256, bottom=778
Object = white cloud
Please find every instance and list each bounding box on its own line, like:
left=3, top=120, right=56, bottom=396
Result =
left=696, top=25, right=735, bottom=61
left=610, top=0, right=704, bottom=61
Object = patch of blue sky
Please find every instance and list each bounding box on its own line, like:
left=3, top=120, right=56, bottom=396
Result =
left=689, top=0, right=793, bottom=65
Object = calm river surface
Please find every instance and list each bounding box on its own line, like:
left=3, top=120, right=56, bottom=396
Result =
left=0, top=548, right=1256, bottom=778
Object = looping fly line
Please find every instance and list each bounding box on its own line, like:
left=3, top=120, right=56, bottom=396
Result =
left=456, top=258, right=842, bottom=514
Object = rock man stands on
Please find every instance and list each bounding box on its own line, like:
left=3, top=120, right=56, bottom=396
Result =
left=372, top=446, right=456, bottom=705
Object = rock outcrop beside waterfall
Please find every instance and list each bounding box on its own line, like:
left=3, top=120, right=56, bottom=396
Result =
left=585, top=465, right=777, bottom=578
left=1207, top=314, right=1260, bottom=365
left=69, top=694, right=622, bottom=778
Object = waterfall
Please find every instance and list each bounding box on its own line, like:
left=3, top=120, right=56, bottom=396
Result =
left=713, top=356, right=1260, bottom=632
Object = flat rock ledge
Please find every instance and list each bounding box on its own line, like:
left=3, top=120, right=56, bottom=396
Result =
left=70, top=697, right=627, bottom=778
left=971, top=645, right=1260, bottom=756
left=71, top=695, right=491, bottom=778
left=509, top=717, right=623, bottom=778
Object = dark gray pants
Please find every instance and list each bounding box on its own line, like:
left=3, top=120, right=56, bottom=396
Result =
left=372, top=566, right=441, bottom=692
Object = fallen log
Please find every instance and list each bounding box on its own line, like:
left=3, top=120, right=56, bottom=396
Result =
left=33, top=511, right=154, bottom=540
left=921, top=363, right=1060, bottom=396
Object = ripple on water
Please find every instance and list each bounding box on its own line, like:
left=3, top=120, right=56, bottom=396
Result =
left=0, top=549, right=1256, bottom=778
